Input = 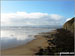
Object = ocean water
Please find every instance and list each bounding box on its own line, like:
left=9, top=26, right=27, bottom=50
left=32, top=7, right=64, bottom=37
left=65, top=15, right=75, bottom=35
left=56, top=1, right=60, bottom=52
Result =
left=1, top=27, right=56, bottom=50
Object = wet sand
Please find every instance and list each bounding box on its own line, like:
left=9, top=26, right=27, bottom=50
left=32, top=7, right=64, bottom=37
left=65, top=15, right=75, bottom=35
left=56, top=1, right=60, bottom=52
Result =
left=1, top=35, right=49, bottom=55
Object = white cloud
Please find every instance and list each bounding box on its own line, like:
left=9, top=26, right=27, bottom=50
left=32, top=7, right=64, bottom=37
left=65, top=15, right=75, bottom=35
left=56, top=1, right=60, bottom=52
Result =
left=50, top=14, right=63, bottom=20
left=1, top=12, right=64, bottom=26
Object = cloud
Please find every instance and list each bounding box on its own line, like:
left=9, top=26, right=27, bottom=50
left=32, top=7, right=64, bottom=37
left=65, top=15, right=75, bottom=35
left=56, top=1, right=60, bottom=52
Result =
left=1, top=12, right=64, bottom=26
left=50, top=14, right=63, bottom=20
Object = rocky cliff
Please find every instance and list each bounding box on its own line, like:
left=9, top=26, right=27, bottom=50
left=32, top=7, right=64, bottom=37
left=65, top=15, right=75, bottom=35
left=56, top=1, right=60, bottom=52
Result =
left=63, top=17, right=75, bottom=33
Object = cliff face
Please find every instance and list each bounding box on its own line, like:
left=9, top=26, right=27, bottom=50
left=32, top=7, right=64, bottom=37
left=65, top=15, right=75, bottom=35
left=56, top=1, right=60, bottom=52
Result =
left=63, top=17, right=75, bottom=33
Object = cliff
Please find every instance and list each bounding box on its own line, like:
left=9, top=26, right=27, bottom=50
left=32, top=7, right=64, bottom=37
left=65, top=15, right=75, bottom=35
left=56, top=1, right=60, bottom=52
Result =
left=35, top=17, right=74, bottom=55
left=63, top=17, right=75, bottom=33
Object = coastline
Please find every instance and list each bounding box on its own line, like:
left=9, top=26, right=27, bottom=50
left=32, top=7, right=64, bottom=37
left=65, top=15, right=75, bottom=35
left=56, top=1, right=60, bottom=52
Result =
left=1, top=29, right=56, bottom=55
left=1, top=28, right=74, bottom=55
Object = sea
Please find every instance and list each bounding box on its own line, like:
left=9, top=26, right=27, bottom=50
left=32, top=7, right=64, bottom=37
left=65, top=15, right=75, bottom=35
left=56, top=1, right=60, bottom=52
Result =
left=0, top=26, right=61, bottom=50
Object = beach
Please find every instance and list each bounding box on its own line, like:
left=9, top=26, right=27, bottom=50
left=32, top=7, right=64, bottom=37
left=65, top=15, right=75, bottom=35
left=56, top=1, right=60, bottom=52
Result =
left=1, top=28, right=74, bottom=55
left=1, top=30, right=56, bottom=55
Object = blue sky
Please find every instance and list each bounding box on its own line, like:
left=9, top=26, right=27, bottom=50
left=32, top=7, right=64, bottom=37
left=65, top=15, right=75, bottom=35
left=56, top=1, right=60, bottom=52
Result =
left=1, top=0, right=74, bottom=26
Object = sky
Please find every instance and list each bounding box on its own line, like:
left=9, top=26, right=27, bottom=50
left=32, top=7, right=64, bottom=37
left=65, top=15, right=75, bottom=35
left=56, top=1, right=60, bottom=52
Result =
left=1, top=0, right=74, bottom=26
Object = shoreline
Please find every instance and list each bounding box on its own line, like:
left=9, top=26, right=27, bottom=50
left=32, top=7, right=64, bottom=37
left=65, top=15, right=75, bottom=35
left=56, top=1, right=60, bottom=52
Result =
left=1, top=29, right=56, bottom=55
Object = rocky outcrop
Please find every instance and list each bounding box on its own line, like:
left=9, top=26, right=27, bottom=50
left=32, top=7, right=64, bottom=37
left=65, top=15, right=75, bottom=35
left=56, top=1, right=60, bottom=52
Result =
left=63, top=17, right=75, bottom=33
